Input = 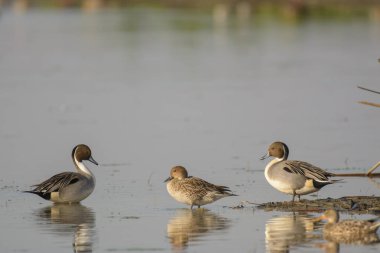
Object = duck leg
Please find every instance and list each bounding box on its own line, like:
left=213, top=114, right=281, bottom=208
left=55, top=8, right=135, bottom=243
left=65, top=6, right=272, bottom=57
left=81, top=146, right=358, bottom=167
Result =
left=292, top=190, right=296, bottom=202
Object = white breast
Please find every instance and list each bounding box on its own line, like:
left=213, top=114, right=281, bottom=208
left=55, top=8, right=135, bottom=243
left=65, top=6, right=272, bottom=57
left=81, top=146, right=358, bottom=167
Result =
left=166, top=182, right=191, bottom=205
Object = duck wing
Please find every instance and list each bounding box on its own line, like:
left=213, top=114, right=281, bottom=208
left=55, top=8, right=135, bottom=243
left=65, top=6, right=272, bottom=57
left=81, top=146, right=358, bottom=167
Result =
left=182, top=177, right=234, bottom=197
left=284, top=160, right=334, bottom=181
left=32, top=172, right=80, bottom=193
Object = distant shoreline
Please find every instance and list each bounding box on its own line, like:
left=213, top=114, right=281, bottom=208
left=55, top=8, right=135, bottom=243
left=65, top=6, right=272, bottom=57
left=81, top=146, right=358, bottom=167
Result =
left=2, top=0, right=380, bottom=18
left=2, top=0, right=380, bottom=22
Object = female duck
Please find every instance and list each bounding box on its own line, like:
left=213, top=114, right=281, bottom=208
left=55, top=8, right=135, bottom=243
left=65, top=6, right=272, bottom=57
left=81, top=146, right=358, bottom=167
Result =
left=261, top=142, right=337, bottom=201
left=317, top=209, right=380, bottom=237
left=165, top=166, right=236, bottom=209
left=25, top=144, right=98, bottom=203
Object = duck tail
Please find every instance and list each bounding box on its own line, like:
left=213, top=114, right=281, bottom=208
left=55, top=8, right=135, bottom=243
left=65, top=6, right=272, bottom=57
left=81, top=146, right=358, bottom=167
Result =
left=23, top=191, right=51, bottom=200
left=217, top=185, right=238, bottom=197
left=312, top=180, right=334, bottom=189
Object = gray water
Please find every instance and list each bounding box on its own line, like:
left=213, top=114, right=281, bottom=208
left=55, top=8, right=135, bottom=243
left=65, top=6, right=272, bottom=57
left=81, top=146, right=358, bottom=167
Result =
left=0, top=7, right=380, bottom=253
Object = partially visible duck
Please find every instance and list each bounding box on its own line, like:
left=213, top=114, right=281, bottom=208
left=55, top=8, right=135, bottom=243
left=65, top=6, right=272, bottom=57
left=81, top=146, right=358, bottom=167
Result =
left=316, top=209, right=380, bottom=236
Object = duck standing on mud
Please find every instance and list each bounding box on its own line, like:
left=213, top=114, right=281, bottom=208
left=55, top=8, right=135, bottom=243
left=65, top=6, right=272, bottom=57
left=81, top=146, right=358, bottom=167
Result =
left=261, top=142, right=337, bottom=201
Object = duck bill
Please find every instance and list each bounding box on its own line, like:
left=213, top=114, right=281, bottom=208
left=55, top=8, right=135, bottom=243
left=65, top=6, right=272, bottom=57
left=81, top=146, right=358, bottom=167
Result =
left=311, top=215, right=325, bottom=223
left=89, top=156, right=99, bottom=166
left=164, top=176, right=173, bottom=183
left=260, top=152, right=269, bottom=160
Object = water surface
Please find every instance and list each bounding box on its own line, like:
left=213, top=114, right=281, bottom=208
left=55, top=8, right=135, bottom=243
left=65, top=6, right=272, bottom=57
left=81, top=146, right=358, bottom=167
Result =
left=0, top=7, right=380, bottom=253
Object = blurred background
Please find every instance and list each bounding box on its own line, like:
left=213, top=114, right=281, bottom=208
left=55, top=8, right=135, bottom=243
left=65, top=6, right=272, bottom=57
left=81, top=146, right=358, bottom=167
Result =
left=2, top=0, right=380, bottom=19
left=1, top=0, right=379, bottom=176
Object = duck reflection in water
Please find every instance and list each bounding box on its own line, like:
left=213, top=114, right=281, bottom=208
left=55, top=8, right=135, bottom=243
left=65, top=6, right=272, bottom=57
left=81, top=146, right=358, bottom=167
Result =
left=34, top=204, right=96, bottom=253
left=317, top=234, right=379, bottom=253
left=167, top=208, right=230, bottom=252
left=265, top=213, right=320, bottom=253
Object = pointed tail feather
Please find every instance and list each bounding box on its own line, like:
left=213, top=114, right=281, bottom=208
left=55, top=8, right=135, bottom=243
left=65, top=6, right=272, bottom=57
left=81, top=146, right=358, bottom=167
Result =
left=23, top=191, right=51, bottom=200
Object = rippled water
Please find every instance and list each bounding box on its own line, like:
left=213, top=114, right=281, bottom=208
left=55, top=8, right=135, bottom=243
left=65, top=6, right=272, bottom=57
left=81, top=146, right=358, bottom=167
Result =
left=0, top=6, right=380, bottom=253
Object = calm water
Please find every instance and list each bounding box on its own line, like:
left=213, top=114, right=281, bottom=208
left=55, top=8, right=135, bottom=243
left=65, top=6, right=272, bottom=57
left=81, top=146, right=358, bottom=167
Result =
left=0, top=7, right=380, bottom=253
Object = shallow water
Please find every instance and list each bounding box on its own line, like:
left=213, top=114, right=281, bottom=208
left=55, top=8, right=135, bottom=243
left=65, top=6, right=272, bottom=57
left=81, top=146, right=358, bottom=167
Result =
left=0, top=6, right=380, bottom=253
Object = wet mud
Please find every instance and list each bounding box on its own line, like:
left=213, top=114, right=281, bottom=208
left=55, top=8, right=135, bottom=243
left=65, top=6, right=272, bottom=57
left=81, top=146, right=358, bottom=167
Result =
left=257, top=196, right=380, bottom=214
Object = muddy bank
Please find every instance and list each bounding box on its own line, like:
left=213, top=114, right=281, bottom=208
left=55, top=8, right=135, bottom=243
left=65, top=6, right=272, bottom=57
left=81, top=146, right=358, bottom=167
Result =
left=257, top=196, right=380, bottom=214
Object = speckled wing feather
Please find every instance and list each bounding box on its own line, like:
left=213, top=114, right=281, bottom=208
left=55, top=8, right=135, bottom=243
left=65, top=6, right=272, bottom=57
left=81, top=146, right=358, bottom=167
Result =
left=324, top=226, right=380, bottom=244
left=284, top=160, right=334, bottom=181
left=32, top=172, right=80, bottom=193
left=179, top=177, right=233, bottom=198
left=327, top=220, right=375, bottom=234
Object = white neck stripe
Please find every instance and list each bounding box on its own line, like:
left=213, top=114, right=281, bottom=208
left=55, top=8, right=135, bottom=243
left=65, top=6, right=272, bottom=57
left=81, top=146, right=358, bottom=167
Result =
left=74, top=155, right=93, bottom=177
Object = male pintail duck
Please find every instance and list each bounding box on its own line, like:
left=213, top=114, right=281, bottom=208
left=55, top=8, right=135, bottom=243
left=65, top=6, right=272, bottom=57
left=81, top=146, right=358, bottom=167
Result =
left=260, top=142, right=337, bottom=201
left=25, top=144, right=98, bottom=203
left=316, top=209, right=380, bottom=237
left=164, top=166, right=237, bottom=209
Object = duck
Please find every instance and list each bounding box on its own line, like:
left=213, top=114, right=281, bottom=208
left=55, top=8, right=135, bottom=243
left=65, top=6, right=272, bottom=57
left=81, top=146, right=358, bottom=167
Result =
left=164, top=166, right=236, bottom=209
left=260, top=141, right=337, bottom=201
left=25, top=144, right=98, bottom=203
left=316, top=209, right=380, bottom=240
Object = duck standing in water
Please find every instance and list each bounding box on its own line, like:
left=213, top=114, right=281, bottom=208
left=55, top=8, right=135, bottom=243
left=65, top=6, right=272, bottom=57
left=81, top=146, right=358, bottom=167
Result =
left=25, top=144, right=98, bottom=203
left=261, top=142, right=337, bottom=201
left=165, top=166, right=237, bottom=209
